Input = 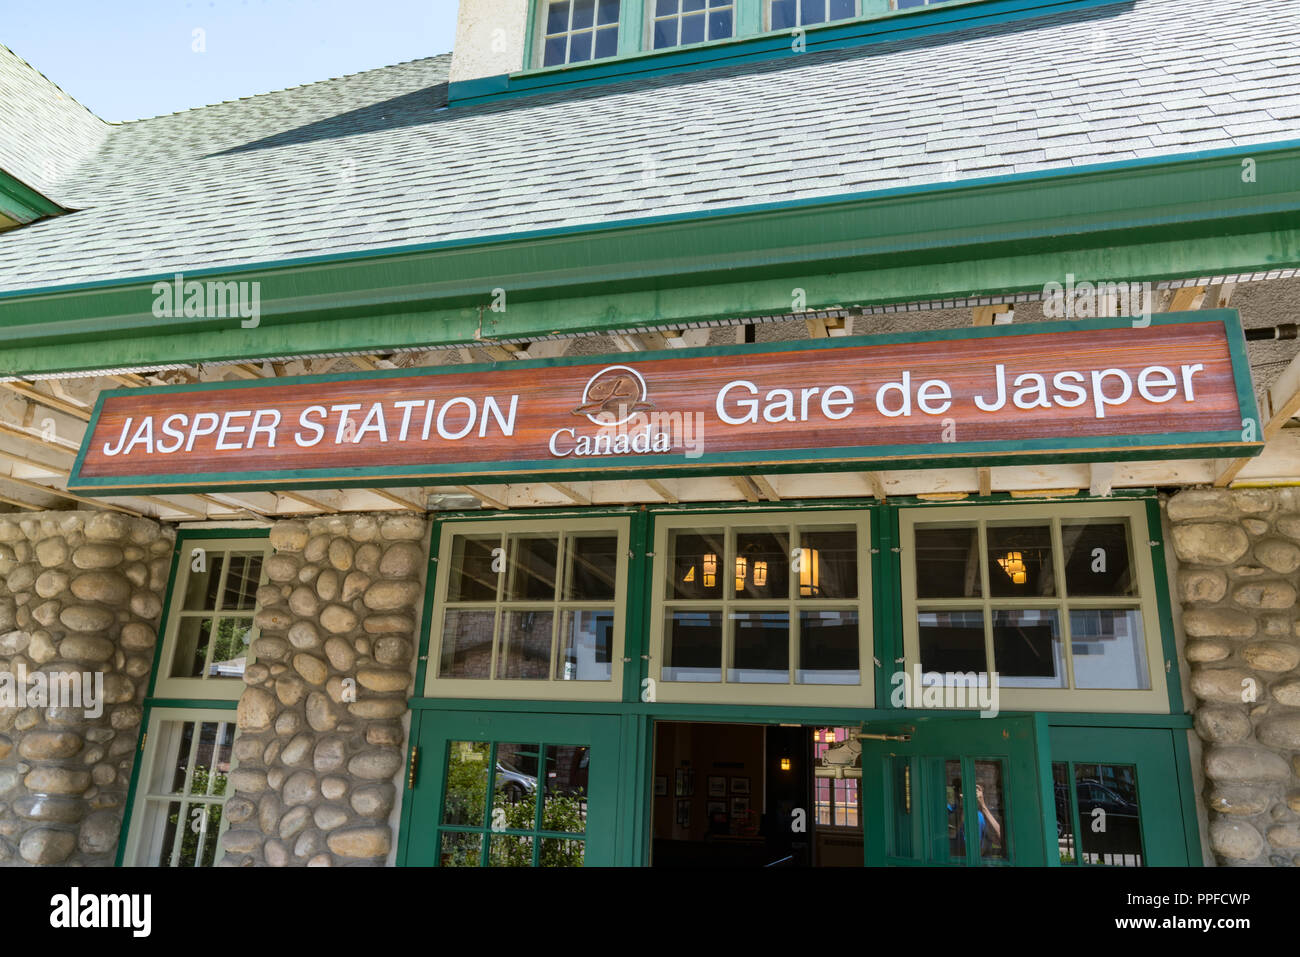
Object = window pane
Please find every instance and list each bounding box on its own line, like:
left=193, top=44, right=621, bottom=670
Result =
left=161, top=720, right=197, bottom=794
left=798, top=527, right=857, bottom=598
left=1053, top=762, right=1076, bottom=865
left=1069, top=609, right=1148, bottom=689
left=708, top=7, right=733, bottom=38
left=943, top=759, right=963, bottom=862
left=546, top=0, right=571, bottom=33
left=974, top=760, right=1008, bottom=861
left=668, top=529, right=724, bottom=599
left=220, top=553, right=262, bottom=611
left=829, top=0, right=855, bottom=19
left=683, top=0, right=706, bottom=9
left=565, top=534, right=617, bottom=600
left=540, top=838, right=585, bottom=866
left=569, top=29, right=593, bottom=61
left=653, top=18, right=677, bottom=47
left=681, top=12, right=706, bottom=43
left=446, top=535, right=499, bottom=602
left=443, top=741, right=490, bottom=826
left=597, top=0, right=620, bottom=24
left=801, top=0, right=827, bottom=24
left=572, top=0, right=596, bottom=28
left=489, top=834, right=534, bottom=866
left=735, top=528, right=789, bottom=598
left=656, top=0, right=678, bottom=13
left=191, top=721, right=234, bottom=796
left=1074, top=763, right=1143, bottom=866
left=499, top=610, right=554, bottom=679
left=992, top=609, right=1064, bottom=688
left=770, top=0, right=797, bottom=28
left=183, top=551, right=224, bottom=611
left=504, top=534, right=559, bottom=601
left=544, top=745, right=589, bottom=834
left=439, top=609, right=495, bottom=678
left=171, top=617, right=213, bottom=678
left=147, top=800, right=185, bottom=866
left=494, top=742, right=539, bottom=827
left=595, top=24, right=619, bottom=57
left=559, top=609, right=613, bottom=681
left=986, top=523, right=1055, bottom=598
left=1062, top=521, right=1134, bottom=597
left=728, top=610, right=789, bottom=683
left=914, top=525, right=980, bottom=598
left=543, top=35, right=568, bottom=65
left=440, top=831, right=482, bottom=867
left=664, top=610, right=722, bottom=681
left=798, top=610, right=859, bottom=684
left=207, top=617, right=251, bottom=678
left=918, top=610, right=986, bottom=674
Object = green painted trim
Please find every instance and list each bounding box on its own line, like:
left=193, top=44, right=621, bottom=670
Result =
left=4, top=140, right=1300, bottom=377
left=624, top=509, right=651, bottom=705
left=1044, top=711, right=1193, bottom=729
left=456, top=0, right=1112, bottom=106
left=1032, top=712, right=1059, bottom=866
left=0, top=169, right=62, bottom=224
left=1172, top=728, right=1207, bottom=866
left=66, top=313, right=1262, bottom=495
left=1147, top=498, right=1187, bottom=716
left=114, top=701, right=153, bottom=867
left=411, top=525, right=441, bottom=697
left=144, top=698, right=240, bottom=711
left=142, top=539, right=184, bottom=701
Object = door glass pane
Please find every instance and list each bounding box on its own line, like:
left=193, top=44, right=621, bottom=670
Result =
left=171, top=617, right=213, bottom=678
left=446, top=535, right=499, bottom=602
left=221, top=553, right=262, bottom=610
left=207, top=617, right=251, bottom=678
left=914, top=525, right=981, bottom=598
left=494, top=743, right=539, bottom=828
left=543, top=745, right=589, bottom=834
left=559, top=609, right=613, bottom=681
left=1074, top=763, right=1143, bottom=866
left=918, top=610, right=986, bottom=674
left=1053, top=762, right=1077, bottom=865
left=973, top=760, right=1008, bottom=861
left=440, top=831, right=482, bottom=867
left=986, top=524, right=1055, bottom=597
left=664, top=610, right=722, bottom=681
left=887, top=756, right=915, bottom=859
left=728, top=610, right=789, bottom=683
left=540, top=838, right=585, bottom=866
left=735, top=528, right=789, bottom=599
left=439, top=609, right=495, bottom=678
left=489, top=834, right=534, bottom=866
left=499, top=610, right=554, bottom=679
left=443, top=741, right=490, bottom=826
left=797, top=610, right=859, bottom=684
left=668, top=529, right=724, bottom=599
left=183, top=552, right=225, bottom=610
left=943, top=759, right=963, bottom=861
left=992, top=609, right=1063, bottom=688
left=192, top=721, right=233, bottom=796
left=797, top=527, right=857, bottom=599
left=564, top=535, right=618, bottom=600
left=1069, top=609, right=1148, bottom=689
left=505, top=535, right=559, bottom=601
left=1062, top=521, right=1134, bottom=597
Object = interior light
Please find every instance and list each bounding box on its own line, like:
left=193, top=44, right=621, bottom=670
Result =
left=703, top=552, right=717, bottom=589
left=753, top=560, right=767, bottom=587
left=780, top=757, right=792, bottom=771
left=735, top=556, right=748, bottom=591
left=683, top=566, right=695, bottom=583
left=998, top=551, right=1028, bottom=585
left=799, top=547, right=821, bottom=597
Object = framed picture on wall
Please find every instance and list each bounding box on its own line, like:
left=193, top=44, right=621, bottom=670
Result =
left=676, top=799, right=691, bottom=828
left=708, top=776, right=726, bottom=797
left=655, top=776, right=667, bottom=796
left=730, top=797, right=750, bottom=817
left=730, top=776, right=750, bottom=795
left=707, top=800, right=727, bottom=819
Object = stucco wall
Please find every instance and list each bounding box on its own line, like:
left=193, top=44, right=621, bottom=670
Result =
left=449, top=0, right=530, bottom=84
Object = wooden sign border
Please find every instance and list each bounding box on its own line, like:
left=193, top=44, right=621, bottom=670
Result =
left=66, top=312, right=1262, bottom=496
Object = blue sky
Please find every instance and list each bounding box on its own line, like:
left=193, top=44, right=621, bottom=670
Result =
left=6, top=0, right=460, bottom=122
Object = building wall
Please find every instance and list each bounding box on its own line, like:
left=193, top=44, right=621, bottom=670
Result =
left=1168, top=487, right=1300, bottom=866
left=0, top=510, right=172, bottom=865
left=449, top=0, right=530, bottom=85
left=218, top=514, right=428, bottom=866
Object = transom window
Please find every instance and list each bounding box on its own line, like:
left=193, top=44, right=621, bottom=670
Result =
left=650, top=511, right=872, bottom=706
left=652, top=0, right=736, bottom=49
left=768, top=0, right=856, bottom=30
left=155, top=537, right=270, bottom=700
left=899, top=501, right=1168, bottom=712
left=541, top=0, right=622, bottom=66
left=427, top=517, right=630, bottom=701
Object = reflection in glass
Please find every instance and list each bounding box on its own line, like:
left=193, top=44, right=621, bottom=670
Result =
left=1069, top=609, right=1148, bottom=689
left=499, top=611, right=554, bottom=679
left=1062, top=521, right=1134, bottom=597
left=668, top=529, right=724, bottom=599
left=206, top=618, right=251, bottom=678
left=446, top=535, right=499, bottom=602
left=798, top=610, right=859, bottom=684
left=798, top=527, right=857, bottom=598
left=505, top=535, right=559, bottom=601
left=543, top=745, right=589, bottom=834
left=564, top=535, right=618, bottom=600
left=493, top=743, right=539, bottom=826
left=986, top=524, right=1055, bottom=597
left=443, top=741, right=490, bottom=827
left=728, top=610, right=789, bottom=683
left=540, top=838, right=585, bottom=866
left=944, top=759, right=963, bottom=861
left=992, top=609, right=1063, bottom=688
left=439, top=609, right=496, bottom=678
left=918, top=611, right=986, bottom=674
left=1053, top=761, right=1077, bottom=865
left=489, top=834, right=534, bottom=866
left=440, top=831, right=482, bottom=867
left=221, top=554, right=262, bottom=610
left=171, top=618, right=213, bottom=678
left=559, top=610, right=613, bottom=681
left=914, top=525, right=981, bottom=598
left=734, top=528, right=789, bottom=598
left=183, top=552, right=225, bottom=610
left=663, top=610, right=722, bottom=681
left=973, top=760, right=1007, bottom=861
left=1074, top=762, right=1144, bottom=866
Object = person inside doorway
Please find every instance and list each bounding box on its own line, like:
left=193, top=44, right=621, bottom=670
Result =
left=949, top=781, right=1003, bottom=857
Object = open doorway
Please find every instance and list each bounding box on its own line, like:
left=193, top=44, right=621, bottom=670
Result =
left=649, top=721, right=863, bottom=867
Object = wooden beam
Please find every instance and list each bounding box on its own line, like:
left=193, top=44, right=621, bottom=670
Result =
left=0, top=472, right=142, bottom=515
left=1008, top=488, right=1081, bottom=498
left=109, top=373, right=149, bottom=388
left=0, top=419, right=80, bottom=453
left=645, top=479, right=678, bottom=503
left=1215, top=349, right=1300, bottom=486
left=805, top=315, right=829, bottom=338
left=749, top=475, right=781, bottom=502
left=0, top=383, right=92, bottom=421
left=0, top=491, right=38, bottom=510
left=973, top=304, right=1012, bottom=326
left=279, top=491, right=339, bottom=513
left=916, top=492, right=969, bottom=501
left=368, top=488, right=425, bottom=512
left=1089, top=462, right=1115, bottom=497
left=140, top=495, right=208, bottom=519
left=977, top=467, right=992, bottom=496
left=863, top=472, right=886, bottom=502
left=609, top=334, right=644, bottom=353
left=730, top=476, right=760, bottom=503
left=550, top=483, right=591, bottom=506
left=197, top=492, right=275, bottom=517
left=636, top=331, right=675, bottom=351
left=1167, top=286, right=1206, bottom=312
left=461, top=485, right=508, bottom=510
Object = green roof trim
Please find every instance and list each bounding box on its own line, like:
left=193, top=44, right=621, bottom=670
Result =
left=0, top=168, right=63, bottom=224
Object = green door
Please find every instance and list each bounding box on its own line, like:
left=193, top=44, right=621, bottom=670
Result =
left=860, top=714, right=1046, bottom=866
left=1049, top=726, right=1195, bottom=867
left=401, top=710, right=622, bottom=867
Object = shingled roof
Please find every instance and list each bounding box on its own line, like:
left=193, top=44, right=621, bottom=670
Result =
left=1, top=0, right=1298, bottom=294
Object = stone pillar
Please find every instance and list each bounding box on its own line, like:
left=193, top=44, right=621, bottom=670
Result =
left=220, top=513, right=427, bottom=866
left=0, top=510, right=173, bottom=866
left=1168, top=487, right=1300, bottom=866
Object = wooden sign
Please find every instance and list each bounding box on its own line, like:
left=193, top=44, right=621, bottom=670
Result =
left=68, top=313, right=1261, bottom=495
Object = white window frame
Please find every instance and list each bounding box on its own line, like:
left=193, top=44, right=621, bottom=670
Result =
left=153, top=536, right=271, bottom=701
left=898, top=500, right=1169, bottom=714
left=423, top=516, right=631, bottom=702
left=649, top=510, right=873, bottom=706
left=122, top=707, right=240, bottom=867
left=648, top=0, right=738, bottom=51
left=534, top=0, right=625, bottom=67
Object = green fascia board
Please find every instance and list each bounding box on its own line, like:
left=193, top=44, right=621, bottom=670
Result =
left=65, top=312, right=1262, bottom=496
left=3, top=141, right=1300, bottom=378
left=0, top=168, right=63, bottom=224
left=455, top=0, right=1118, bottom=106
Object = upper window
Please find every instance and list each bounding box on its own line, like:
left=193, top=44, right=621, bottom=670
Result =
left=650, top=511, right=872, bottom=706
left=425, top=517, right=630, bottom=701
left=154, top=537, right=270, bottom=700
left=899, top=501, right=1169, bottom=713
left=540, top=0, right=622, bottom=66
left=767, top=0, right=857, bottom=30
left=652, top=0, right=735, bottom=49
